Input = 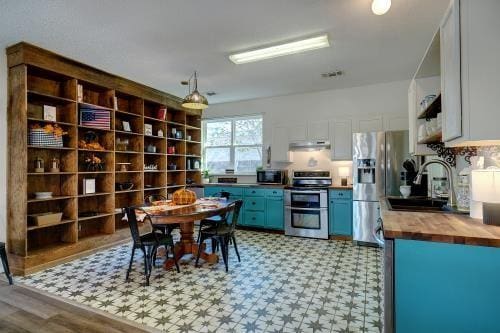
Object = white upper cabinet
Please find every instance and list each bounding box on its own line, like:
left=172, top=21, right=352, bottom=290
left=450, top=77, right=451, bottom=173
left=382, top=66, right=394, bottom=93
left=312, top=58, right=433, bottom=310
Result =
left=329, top=119, right=352, bottom=161
left=307, top=121, right=329, bottom=141
left=287, top=124, right=307, bottom=142
left=441, top=0, right=500, bottom=146
left=440, top=0, right=462, bottom=142
left=408, top=80, right=417, bottom=155
left=355, top=116, right=384, bottom=132
left=271, top=125, right=291, bottom=162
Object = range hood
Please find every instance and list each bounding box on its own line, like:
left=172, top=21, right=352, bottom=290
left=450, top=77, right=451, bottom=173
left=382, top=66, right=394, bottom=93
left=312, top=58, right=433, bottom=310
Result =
left=289, top=140, right=331, bottom=151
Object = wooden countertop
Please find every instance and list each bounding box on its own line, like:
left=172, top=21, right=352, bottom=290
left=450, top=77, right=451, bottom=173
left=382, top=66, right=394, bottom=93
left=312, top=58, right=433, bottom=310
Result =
left=380, top=198, right=500, bottom=247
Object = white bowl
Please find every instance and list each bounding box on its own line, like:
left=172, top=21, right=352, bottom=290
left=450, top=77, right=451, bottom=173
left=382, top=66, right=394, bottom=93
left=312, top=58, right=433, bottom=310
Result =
left=35, top=192, right=53, bottom=199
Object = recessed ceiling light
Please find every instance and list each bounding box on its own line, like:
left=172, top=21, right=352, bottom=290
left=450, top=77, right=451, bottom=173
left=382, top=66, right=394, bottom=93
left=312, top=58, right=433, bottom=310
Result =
left=229, top=35, right=330, bottom=65
left=372, top=0, right=391, bottom=15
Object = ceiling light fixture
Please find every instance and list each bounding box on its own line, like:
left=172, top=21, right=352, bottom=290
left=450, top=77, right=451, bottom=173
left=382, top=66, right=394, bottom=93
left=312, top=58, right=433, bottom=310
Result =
left=372, top=0, right=391, bottom=15
left=229, top=35, right=330, bottom=64
left=181, top=71, right=208, bottom=110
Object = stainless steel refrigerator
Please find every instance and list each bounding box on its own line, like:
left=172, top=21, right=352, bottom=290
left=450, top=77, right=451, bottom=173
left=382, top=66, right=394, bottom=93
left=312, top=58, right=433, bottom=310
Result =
left=352, top=131, right=409, bottom=246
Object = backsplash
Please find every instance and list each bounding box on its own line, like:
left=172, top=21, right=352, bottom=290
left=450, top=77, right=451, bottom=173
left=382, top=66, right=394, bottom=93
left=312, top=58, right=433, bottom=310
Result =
left=209, top=150, right=353, bottom=185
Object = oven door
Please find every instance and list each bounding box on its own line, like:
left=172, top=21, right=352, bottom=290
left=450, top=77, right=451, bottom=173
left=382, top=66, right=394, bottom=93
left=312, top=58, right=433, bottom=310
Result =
left=284, top=190, right=327, bottom=209
left=285, top=207, right=329, bottom=239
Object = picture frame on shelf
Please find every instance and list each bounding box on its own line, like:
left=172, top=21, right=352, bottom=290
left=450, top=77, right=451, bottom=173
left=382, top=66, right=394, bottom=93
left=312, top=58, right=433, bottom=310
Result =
left=83, top=178, right=96, bottom=195
left=144, top=124, right=153, bottom=136
left=122, top=121, right=131, bottom=132
left=43, top=105, right=57, bottom=121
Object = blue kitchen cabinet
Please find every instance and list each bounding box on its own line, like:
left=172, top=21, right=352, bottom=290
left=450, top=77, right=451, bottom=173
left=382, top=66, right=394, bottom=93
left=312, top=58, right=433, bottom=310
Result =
left=242, top=188, right=266, bottom=228
left=203, top=186, right=243, bottom=224
left=203, top=186, right=284, bottom=230
left=395, top=239, right=500, bottom=333
left=328, top=189, right=352, bottom=236
left=265, top=196, right=284, bottom=230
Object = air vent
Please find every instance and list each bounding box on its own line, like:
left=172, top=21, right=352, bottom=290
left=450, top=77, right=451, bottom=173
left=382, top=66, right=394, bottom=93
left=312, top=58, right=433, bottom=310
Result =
left=321, top=70, right=343, bottom=78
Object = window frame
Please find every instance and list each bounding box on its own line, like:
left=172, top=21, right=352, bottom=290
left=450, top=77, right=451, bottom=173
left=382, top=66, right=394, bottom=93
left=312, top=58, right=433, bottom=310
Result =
left=202, top=115, right=263, bottom=175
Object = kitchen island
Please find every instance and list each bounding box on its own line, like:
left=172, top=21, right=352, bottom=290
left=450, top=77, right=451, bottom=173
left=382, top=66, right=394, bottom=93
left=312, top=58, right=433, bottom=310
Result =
left=380, top=198, right=500, bottom=333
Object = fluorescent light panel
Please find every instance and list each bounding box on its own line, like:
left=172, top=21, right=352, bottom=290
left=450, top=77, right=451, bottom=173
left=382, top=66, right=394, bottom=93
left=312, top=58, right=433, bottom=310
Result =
left=229, top=35, right=330, bottom=64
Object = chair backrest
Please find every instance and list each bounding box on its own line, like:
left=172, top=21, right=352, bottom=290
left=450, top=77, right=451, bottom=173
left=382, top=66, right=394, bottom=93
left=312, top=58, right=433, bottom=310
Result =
left=215, top=191, right=230, bottom=199
left=145, top=194, right=167, bottom=205
left=227, top=200, right=243, bottom=232
left=125, top=207, right=142, bottom=245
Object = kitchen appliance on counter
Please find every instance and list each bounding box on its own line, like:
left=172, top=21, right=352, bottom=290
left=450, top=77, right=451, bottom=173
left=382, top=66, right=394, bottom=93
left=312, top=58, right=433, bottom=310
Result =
left=256, top=169, right=287, bottom=185
left=284, top=170, right=332, bottom=239
left=353, top=131, right=410, bottom=246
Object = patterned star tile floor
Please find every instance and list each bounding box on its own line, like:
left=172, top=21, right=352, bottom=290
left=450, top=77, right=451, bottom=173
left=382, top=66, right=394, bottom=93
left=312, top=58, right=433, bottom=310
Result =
left=19, top=229, right=383, bottom=333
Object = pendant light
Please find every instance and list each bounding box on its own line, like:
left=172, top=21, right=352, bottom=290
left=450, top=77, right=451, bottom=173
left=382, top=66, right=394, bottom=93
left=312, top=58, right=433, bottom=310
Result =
left=181, top=71, right=208, bottom=110
left=372, top=0, right=391, bottom=15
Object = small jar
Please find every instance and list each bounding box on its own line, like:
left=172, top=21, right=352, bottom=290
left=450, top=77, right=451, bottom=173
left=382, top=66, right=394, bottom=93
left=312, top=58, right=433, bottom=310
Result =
left=456, top=175, right=470, bottom=212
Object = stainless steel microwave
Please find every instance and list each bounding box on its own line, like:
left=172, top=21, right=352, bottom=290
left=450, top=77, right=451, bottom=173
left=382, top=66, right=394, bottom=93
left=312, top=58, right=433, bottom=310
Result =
left=256, top=169, right=287, bottom=185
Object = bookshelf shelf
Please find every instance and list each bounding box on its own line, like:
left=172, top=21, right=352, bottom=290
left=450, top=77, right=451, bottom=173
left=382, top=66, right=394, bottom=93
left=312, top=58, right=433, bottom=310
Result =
left=7, top=42, right=202, bottom=275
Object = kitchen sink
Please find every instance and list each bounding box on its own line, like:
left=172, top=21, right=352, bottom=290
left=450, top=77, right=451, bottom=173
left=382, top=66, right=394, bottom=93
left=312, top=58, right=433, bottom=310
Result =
left=385, top=197, right=458, bottom=213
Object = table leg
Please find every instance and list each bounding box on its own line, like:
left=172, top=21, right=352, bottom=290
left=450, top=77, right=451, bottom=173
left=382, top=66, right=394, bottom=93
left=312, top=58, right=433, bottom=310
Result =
left=163, top=221, right=219, bottom=270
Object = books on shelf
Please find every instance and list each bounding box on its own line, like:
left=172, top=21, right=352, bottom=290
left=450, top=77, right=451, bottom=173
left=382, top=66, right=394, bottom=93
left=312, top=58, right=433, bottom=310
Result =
left=80, top=109, right=111, bottom=130
left=157, top=107, right=167, bottom=120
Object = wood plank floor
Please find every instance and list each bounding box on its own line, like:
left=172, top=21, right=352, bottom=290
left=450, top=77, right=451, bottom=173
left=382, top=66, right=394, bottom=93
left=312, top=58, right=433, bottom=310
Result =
left=0, top=280, right=156, bottom=333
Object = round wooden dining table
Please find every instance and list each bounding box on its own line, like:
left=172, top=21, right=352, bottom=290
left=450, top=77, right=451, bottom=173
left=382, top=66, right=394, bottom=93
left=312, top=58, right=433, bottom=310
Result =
left=138, top=199, right=233, bottom=270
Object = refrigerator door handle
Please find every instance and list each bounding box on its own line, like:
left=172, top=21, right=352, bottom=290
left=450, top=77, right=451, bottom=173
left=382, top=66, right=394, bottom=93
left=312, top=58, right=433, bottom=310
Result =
left=374, top=217, right=384, bottom=247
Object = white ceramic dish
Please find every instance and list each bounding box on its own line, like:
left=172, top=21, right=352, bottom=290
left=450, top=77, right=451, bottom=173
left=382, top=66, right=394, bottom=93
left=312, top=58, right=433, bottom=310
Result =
left=34, top=192, right=53, bottom=199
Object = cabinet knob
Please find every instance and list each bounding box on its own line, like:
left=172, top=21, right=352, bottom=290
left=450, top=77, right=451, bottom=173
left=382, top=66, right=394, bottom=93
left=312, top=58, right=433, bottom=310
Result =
left=252, top=202, right=256, bottom=205
left=252, top=217, right=256, bottom=220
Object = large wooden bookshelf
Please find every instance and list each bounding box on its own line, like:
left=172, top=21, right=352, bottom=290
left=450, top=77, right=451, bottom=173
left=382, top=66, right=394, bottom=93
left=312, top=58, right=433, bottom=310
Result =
left=6, top=42, right=202, bottom=275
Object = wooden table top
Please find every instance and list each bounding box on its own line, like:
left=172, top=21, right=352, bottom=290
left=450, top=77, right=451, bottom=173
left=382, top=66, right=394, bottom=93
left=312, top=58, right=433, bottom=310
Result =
left=380, top=198, right=500, bottom=247
left=138, top=199, right=233, bottom=224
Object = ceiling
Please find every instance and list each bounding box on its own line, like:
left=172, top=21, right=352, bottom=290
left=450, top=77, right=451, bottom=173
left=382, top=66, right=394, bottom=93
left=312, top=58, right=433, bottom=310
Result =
left=0, top=0, right=449, bottom=104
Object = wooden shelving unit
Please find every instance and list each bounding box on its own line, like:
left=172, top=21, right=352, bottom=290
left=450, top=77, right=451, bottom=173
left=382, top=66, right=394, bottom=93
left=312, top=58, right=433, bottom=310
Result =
left=6, top=42, right=202, bottom=275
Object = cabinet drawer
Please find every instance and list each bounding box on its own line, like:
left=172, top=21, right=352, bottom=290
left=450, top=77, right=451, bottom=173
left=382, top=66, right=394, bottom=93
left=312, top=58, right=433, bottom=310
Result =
left=218, top=187, right=244, bottom=197
left=265, top=189, right=283, bottom=198
left=329, top=190, right=352, bottom=200
left=244, top=187, right=266, bottom=197
left=244, top=197, right=265, bottom=211
left=244, top=211, right=265, bottom=227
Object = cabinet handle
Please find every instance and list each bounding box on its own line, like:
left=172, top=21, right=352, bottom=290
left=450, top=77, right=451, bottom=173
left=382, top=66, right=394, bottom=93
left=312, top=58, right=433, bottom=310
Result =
left=273, top=191, right=277, bottom=194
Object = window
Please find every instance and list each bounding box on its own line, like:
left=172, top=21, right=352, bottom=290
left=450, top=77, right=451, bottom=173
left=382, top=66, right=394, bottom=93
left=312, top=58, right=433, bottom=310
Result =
left=203, top=115, right=263, bottom=174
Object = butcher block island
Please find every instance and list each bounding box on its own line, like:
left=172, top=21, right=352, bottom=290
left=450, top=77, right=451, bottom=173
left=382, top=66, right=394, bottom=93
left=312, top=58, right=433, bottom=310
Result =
left=380, top=198, right=500, bottom=333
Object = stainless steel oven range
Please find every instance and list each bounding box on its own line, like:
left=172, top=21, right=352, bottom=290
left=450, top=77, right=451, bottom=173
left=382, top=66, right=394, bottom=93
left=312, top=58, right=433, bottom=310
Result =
left=284, top=170, right=332, bottom=239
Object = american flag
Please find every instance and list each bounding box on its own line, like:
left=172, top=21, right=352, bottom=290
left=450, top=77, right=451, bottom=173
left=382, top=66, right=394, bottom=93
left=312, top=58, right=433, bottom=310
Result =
left=80, top=109, right=111, bottom=130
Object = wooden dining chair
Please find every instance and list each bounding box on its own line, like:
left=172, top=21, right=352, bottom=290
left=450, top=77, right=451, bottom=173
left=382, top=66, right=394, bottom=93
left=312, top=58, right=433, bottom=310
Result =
left=0, top=242, right=13, bottom=285
left=125, top=207, right=179, bottom=286
left=197, top=191, right=231, bottom=243
left=144, top=194, right=180, bottom=236
left=195, top=200, right=243, bottom=272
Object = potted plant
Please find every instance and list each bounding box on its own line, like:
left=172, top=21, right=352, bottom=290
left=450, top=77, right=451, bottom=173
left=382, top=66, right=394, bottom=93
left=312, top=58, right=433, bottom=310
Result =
left=202, top=170, right=210, bottom=184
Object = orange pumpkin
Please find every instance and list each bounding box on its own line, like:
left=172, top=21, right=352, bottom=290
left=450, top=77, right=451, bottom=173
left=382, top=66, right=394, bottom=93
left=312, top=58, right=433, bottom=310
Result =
left=172, top=188, right=197, bottom=205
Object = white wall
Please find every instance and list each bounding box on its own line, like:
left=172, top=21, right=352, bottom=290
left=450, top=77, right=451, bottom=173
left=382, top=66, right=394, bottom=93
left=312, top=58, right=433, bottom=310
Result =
left=203, top=79, right=410, bottom=185
left=0, top=52, right=7, bottom=272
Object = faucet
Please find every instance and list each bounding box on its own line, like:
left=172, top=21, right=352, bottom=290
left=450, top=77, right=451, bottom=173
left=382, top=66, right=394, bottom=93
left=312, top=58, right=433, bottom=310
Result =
left=414, top=159, right=456, bottom=207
